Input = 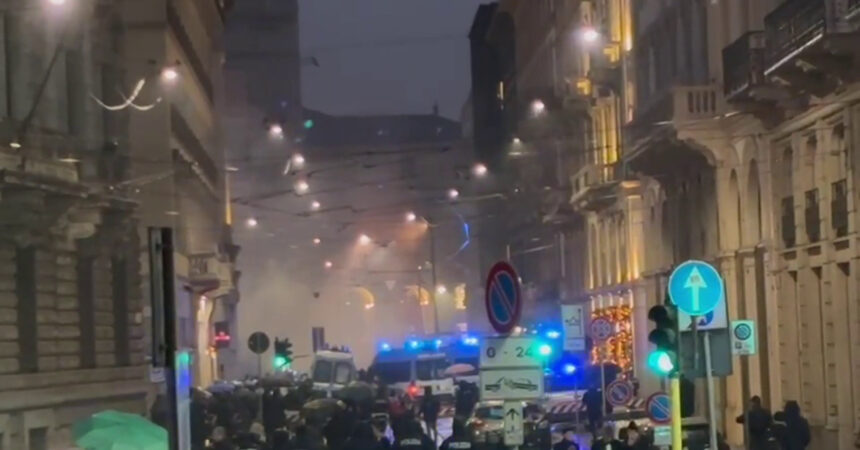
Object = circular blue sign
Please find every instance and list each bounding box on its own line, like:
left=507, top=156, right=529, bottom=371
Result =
left=734, top=323, right=752, bottom=340
left=668, top=260, right=724, bottom=316
left=484, top=262, right=522, bottom=334
left=607, top=380, right=633, bottom=406
left=646, top=393, right=672, bottom=424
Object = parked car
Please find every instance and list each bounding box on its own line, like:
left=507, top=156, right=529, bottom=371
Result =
left=466, top=401, right=550, bottom=449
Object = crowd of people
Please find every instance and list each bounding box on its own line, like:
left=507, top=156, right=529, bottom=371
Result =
left=173, top=378, right=484, bottom=450
left=736, top=396, right=811, bottom=450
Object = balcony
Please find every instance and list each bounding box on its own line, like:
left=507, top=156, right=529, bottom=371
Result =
left=625, top=85, right=724, bottom=179
left=189, top=253, right=235, bottom=298
left=723, top=31, right=769, bottom=102
left=764, top=0, right=860, bottom=97
left=570, top=162, right=622, bottom=211
left=805, top=189, right=821, bottom=243
left=781, top=196, right=796, bottom=247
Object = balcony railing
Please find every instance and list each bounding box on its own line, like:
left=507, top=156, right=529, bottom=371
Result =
left=805, top=188, right=821, bottom=243
left=781, top=196, right=796, bottom=247
left=764, top=0, right=828, bottom=71
left=831, top=179, right=848, bottom=237
left=629, top=85, right=723, bottom=144
left=570, top=162, right=621, bottom=209
left=723, top=31, right=766, bottom=100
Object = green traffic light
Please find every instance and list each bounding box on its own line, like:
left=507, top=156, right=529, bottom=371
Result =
left=274, top=356, right=288, bottom=368
left=303, top=119, right=314, bottom=129
left=648, top=350, right=675, bottom=375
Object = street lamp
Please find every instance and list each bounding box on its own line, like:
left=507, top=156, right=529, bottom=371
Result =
left=245, top=217, right=258, bottom=228
left=358, top=234, right=372, bottom=246
left=269, top=123, right=284, bottom=139
left=324, top=261, right=333, bottom=269
left=406, top=211, right=417, bottom=223
left=580, top=26, right=600, bottom=44
left=313, top=237, right=321, bottom=245
left=530, top=99, right=546, bottom=116
left=447, top=188, right=460, bottom=200
left=436, top=285, right=447, bottom=295
left=48, top=0, right=67, bottom=5
left=161, top=66, right=180, bottom=82
left=310, top=200, right=321, bottom=211
left=292, top=153, right=306, bottom=169
left=472, top=163, right=488, bottom=178
left=295, top=179, right=309, bottom=194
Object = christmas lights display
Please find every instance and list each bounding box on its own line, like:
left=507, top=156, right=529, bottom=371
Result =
left=590, top=304, right=634, bottom=372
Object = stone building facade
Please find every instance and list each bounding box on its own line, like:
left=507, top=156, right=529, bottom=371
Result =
left=121, top=0, right=237, bottom=388
left=0, top=2, right=152, bottom=447
left=471, top=0, right=860, bottom=447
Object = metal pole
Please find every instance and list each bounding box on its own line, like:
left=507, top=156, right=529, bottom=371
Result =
left=149, top=228, right=179, bottom=450
left=704, top=332, right=718, bottom=450
left=670, top=376, right=683, bottom=450
left=429, top=223, right=440, bottom=334
left=742, top=357, right=751, bottom=450
left=600, top=344, right=607, bottom=415
left=257, top=354, right=262, bottom=377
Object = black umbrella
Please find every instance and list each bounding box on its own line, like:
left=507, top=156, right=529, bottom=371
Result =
left=335, top=381, right=374, bottom=403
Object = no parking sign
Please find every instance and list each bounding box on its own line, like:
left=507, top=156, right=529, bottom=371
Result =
left=646, top=392, right=672, bottom=424
left=606, top=379, right=634, bottom=407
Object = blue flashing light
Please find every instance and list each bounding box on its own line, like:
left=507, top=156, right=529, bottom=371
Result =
left=563, top=363, right=577, bottom=375
left=538, top=344, right=553, bottom=357
left=380, top=343, right=392, bottom=352
left=407, top=339, right=422, bottom=350
left=434, top=339, right=443, bottom=349
left=462, top=336, right=479, bottom=346
left=546, top=330, right=561, bottom=340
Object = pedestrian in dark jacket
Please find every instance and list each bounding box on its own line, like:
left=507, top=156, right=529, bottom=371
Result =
left=737, top=396, right=773, bottom=450
left=394, top=420, right=434, bottom=450
left=345, top=422, right=387, bottom=450
left=439, top=419, right=473, bottom=450
left=591, top=425, right=625, bottom=450
left=552, top=430, right=580, bottom=450
left=292, top=425, right=326, bottom=450
left=622, top=422, right=649, bottom=450
left=420, top=387, right=440, bottom=443
left=773, top=401, right=810, bottom=450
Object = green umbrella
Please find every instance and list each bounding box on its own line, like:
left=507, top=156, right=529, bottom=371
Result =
left=74, top=410, right=167, bottom=450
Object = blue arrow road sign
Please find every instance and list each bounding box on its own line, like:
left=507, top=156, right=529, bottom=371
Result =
left=646, top=393, right=672, bottom=424
left=668, top=260, right=724, bottom=316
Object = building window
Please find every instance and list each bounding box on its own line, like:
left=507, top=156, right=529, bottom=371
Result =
left=15, top=247, right=37, bottom=373
left=77, top=256, right=96, bottom=368
left=831, top=179, right=848, bottom=238
left=804, top=189, right=820, bottom=243
left=781, top=196, right=795, bottom=248
left=28, top=428, right=46, bottom=450
left=111, top=257, right=130, bottom=366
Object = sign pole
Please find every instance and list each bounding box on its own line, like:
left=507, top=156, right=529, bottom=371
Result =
left=600, top=344, right=607, bottom=415
left=670, top=376, right=682, bottom=450
left=704, top=332, right=718, bottom=450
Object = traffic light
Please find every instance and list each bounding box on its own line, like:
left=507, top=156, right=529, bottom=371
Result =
left=273, top=338, right=293, bottom=369
left=647, top=298, right=679, bottom=376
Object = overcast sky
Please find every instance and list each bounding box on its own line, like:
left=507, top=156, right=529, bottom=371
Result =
left=299, top=0, right=486, bottom=120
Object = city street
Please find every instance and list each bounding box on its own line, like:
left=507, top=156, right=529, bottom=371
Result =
left=0, top=0, right=859, bottom=449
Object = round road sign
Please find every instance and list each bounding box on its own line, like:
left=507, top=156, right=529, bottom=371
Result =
left=606, top=379, right=634, bottom=407
left=668, top=260, right=725, bottom=316
left=646, top=392, right=672, bottom=424
left=484, top=261, right=522, bottom=334
left=589, top=317, right=613, bottom=342
left=247, top=331, right=270, bottom=354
